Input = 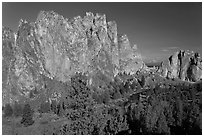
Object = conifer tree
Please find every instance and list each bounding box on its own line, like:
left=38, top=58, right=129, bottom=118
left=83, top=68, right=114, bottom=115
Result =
left=21, top=103, right=34, bottom=127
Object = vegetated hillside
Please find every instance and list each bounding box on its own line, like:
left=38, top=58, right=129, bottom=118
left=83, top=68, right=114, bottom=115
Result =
left=2, top=71, right=202, bottom=135
left=2, top=11, right=202, bottom=135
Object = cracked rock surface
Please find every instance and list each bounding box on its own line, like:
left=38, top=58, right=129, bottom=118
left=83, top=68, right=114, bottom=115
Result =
left=159, top=50, right=202, bottom=82
left=2, top=11, right=144, bottom=103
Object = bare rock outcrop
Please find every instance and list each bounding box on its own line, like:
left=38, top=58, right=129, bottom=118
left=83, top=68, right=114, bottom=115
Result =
left=2, top=27, right=16, bottom=105
left=34, top=11, right=144, bottom=82
left=2, top=11, right=145, bottom=101
left=159, top=50, right=202, bottom=82
left=118, top=34, right=145, bottom=74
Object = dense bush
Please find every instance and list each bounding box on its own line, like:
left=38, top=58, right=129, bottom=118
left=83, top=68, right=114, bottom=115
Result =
left=4, top=103, right=13, bottom=117
left=58, top=73, right=201, bottom=135
left=13, top=101, right=23, bottom=117
left=50, top=100, right=57, bottom=114
left=138, top=75, right=145, bottom=87
left=124, top=81, right=202, bottom=135
left=4, top=72, right=200, bottom=135
left=39, top=101, right=51, bottom=113
left=59, top=73, right=129, bottom=135
left=21, top=103, right=34, bottom=127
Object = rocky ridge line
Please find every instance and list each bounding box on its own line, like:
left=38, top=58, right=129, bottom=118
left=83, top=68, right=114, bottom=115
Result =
left=158, top=50, right=202, bottom=82
left=2, top=11, right=145, bottom=101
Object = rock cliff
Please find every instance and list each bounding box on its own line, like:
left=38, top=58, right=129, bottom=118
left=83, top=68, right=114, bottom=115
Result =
left=159, top=50, right=202, bottom=82
left=2, top=11, right=145, bottom=102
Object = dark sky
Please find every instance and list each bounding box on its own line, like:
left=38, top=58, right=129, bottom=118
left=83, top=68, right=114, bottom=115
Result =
left=2, top=2, right=202, bottom=63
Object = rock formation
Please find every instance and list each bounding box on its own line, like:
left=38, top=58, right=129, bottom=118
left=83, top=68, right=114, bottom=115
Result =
left=2, top=11, right=145, bottom=103
left=159, top=50, right=202, bottom=82
left=2, top=27, right=16, bottom=104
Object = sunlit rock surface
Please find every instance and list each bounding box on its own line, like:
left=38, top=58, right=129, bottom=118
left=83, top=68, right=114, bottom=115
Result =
left=2, top=27, right=16, bottom=105
left=118, top=34, right=145, bottom=74
left=2, top=11, right=144, bottom=102
left=159, top=50, right=202, bottom=82
left=35, top=11, right=144, bottom=81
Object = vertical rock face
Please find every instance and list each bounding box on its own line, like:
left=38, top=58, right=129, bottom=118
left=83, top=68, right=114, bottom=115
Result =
left=159, top=50, right=202, bottom=82
left=13, top=20, right=45, bottom=95
left=34, top=11, right=144, bottom=81
left=2, top=27, right=16, bottom=105
left=2, top=27, right=15, bottom=87
left=118, top=34, right=145, bottom=74
left=2, top=11, right=145, bottom=101
left=3, top=21, right=45, bottom=105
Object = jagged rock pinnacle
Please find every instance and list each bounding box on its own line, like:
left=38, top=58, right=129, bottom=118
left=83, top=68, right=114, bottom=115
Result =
left=159, top=50, right=202, bottom=82
left=2, top=11, right=145, bottom=100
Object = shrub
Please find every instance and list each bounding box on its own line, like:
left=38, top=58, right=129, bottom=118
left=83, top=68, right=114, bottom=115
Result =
left=39, top=101, right=51, bottom=113
left=60, top=73, right=128, bottom=135
left=13, top=102, right=22, bottom=117
left=51, top=100, right=57, bottom=114
left=21, top=103, right=34, bottom=127
left=4, top=103, right=13, bottom=117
